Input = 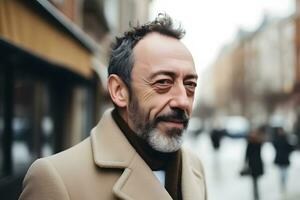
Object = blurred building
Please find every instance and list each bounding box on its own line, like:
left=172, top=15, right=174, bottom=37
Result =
left=0, top=0, right=151, bottom=199
left=198, top=2, right=300, bottom=136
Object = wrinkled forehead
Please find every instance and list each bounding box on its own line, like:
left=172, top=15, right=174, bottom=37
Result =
left=133, top=33, right=194, bottom=68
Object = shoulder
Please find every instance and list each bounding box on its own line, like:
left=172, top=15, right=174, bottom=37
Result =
left=48, top=137, right=92, bottom=164
left=19, top=158, right=70, bottom=200
left=19, top=138, right=92, bottom=200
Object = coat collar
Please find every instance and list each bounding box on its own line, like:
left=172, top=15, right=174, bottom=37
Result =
left=91, top=108, right=135, bottom=169
left=91, top=109, right=206, bottom=200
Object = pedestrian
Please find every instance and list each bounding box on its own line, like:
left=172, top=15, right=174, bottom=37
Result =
left=19, top=13, right=207, bottom=200
left=242, top=128, right=265, bottom=200
left=210, top=128, right=226, bottom=151
left=272, top=127, right=295, bottom=192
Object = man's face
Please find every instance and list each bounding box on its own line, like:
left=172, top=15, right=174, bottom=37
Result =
left=126, top=33, right=197, bottom=152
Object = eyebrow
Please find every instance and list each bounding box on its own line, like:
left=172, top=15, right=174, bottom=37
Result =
left=150, top=70, right=198, bottom=80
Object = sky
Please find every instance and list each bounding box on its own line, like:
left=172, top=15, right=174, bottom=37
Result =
left=150, top=0, right=295, bottom=74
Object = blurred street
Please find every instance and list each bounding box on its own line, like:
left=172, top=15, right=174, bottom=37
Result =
left=184, top=133, right=300, bottom=200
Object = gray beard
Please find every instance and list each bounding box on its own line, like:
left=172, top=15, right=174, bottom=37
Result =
left=142, top=128, right=183, bottom=152
left=128, top=93, right=185, bottom=152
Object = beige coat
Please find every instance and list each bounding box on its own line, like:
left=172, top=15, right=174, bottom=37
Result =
left=19, top=109, right=207, bottom=200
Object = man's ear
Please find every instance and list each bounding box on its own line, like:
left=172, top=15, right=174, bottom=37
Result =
left=107, top=74, right=129, bottom=108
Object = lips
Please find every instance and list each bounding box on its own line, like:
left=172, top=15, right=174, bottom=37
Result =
left=155, top=109, right=189, bottom=129
left=167, top=119, right=185, bottom=123
left=158, top=119, right=188, bottom=129
left=158, top=121, right=183, bottom=129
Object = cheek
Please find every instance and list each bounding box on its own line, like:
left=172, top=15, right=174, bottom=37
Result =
left=139, top=91, right=170, bottom=119
left=140, top=89, right=156, bottom=104
left=150, top=96, right=173, bottom=120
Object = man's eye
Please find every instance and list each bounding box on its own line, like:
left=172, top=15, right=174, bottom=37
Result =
left=155, top=79, right=173, bottom=85
left=153, top=79, right=173, bottom=92
left=185, top=82, right=197, bottom=91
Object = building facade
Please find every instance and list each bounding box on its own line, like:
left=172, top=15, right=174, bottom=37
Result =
left=199, top=13, right=298, bottom=131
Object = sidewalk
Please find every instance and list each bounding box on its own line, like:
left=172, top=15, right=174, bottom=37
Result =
left=183, top=133, right=300, bottom=200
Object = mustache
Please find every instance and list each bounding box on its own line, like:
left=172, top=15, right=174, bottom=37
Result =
left=155, top=109, right=189, bottom=128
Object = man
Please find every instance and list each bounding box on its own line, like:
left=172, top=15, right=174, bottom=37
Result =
left=19, top=14, right=207, bottom=200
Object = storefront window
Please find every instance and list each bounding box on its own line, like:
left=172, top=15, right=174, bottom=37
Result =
left=12, top=74, right=55, bottom=174
left=12, top=76, right=36, bottom=174
left=0, top=71, right=4, bottom=177
left=78, top=86, right=93, bottom=139
left=40, top=84, right=55, bottom=157
left=68, top=86, right=94, bottom=145
left=41, top=115, right=54, bottom=157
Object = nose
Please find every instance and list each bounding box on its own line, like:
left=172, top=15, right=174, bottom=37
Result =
left=169, top=84, right=190, bottom=112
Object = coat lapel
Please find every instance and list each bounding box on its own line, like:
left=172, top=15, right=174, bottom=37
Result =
left=91, top=109, right=172, bottom=200
left=181, top=148, right=207, bottom=200
left=112, top=154, right=172, bottom=200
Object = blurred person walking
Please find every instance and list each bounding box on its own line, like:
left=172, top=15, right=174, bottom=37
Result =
left=209, top=128, right=226, bottom=151
left=241, top=127, right=265, bottom=200
left=272, top=127, right=295, bottom=193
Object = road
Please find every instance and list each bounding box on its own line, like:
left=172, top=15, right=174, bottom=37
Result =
left=183, top=132, right=300, bottom=200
